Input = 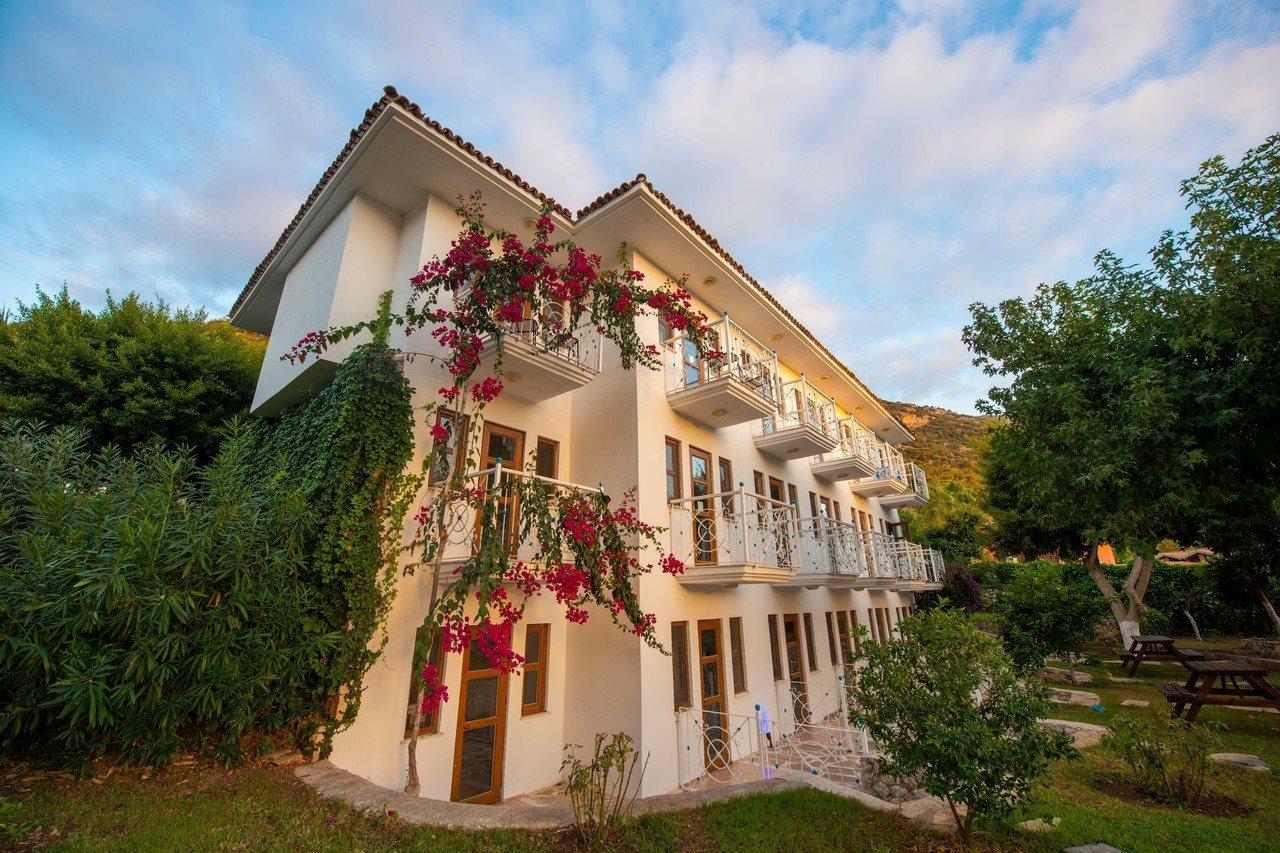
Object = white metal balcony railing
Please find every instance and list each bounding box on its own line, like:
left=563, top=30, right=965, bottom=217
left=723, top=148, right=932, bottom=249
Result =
left=430, top=463, right=605, bottom=570
left=755, top=376, right=838, bottom=441
left=906, top=462, right=929, bottom=502
left=793, top=516, right=867, bottom=581
left=662, top=314, right=780, bottom=405
left=872, top=441, right=907, bottom=484
left=493, top=302, right=604, bottom=373
left=668, top=487, right=796, bottom=571
left=813, top=418, right=879, bottom=469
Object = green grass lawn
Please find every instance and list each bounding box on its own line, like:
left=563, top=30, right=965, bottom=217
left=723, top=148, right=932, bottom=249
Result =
left=4, top=658, right=1278, bottom=851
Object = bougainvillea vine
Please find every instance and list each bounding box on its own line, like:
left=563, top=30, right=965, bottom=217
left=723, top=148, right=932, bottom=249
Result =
left=285, top=193, right=722, bottom=794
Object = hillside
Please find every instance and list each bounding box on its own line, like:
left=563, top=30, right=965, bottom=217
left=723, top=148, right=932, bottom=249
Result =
left=881, top=401, right=997, bottom=492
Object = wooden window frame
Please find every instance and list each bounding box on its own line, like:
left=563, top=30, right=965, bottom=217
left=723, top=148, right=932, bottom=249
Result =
left=803, top=612, right=819, bottom=672
left=521, top=623, right=550, bottom=716
left=808, top=491, right=819, bottom=519
left=787, top=483, right=799, bottom=510
left=849, top=610, right=863, bottom=655
left=671, top=621, right=692, bottom=709
left=405, top=626, right=445, bottom=738
left=665, top=437, right=683, bottom=502
left=534, top=437, right=559, bottom=480
left=729, top=616, right=747, bottom=694
left=767, top=614, right=783, bottom=680
left=717, top=457, right=735, bottom=513
left=768, top=476, right=785, bottom=504
left=825, top=612, right=839, bottom=665
left=428, top=410, right=470, bottom=487
left=753, top=470, right=765, bottom=495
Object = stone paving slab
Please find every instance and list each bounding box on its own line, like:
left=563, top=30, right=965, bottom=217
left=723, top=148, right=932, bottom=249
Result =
left=296, top=761, right=804, bottom=830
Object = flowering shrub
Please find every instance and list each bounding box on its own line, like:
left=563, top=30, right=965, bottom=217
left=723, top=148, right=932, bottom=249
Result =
left=285, top=194, right=721, bottom=791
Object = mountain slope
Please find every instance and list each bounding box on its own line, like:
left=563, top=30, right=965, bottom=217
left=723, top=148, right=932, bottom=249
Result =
left=881, top=401, right=997, bottom=492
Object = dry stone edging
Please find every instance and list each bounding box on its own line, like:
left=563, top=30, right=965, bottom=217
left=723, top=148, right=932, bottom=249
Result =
left=296, top=761, right=804, bottom=830
left=1039, top=718, right=1108, bottom=749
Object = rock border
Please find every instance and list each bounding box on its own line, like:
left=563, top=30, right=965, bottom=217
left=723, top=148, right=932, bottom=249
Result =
left=296, top=761, right=805, bottom=830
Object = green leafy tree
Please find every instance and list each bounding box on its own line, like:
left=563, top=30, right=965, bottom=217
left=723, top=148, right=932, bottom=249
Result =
left=905, top=480, right=989, bottom=566
left=850, top=610, right=1073, bottom=846
left=1155, top=136, right=1280, bottom=634
left=998, top=563, right=1107, bottom=682
left=0, top=287, right=265, bottom=459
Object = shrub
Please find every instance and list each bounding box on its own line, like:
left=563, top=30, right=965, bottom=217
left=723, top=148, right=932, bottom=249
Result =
left=561, top=733, right=647, bottom=845
left=0, top=340, right=415, bottom=768
left=1103, top=714, right=1219, bottom=807
left=0, top=287, right=265, bottom=460
left=998, top=563, right=1106, bottom=679
left=849, top=610, right=1074, bottom=846
left=0, top=422, right=321, bottom=767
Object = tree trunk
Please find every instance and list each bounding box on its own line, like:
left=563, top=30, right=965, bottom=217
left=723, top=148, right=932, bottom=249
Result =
left=1254, top=578, right=1280, bottom=637
left=1084, top=544, right=1148, bottom=649
left=1181, top=594, right=1202, bottom=641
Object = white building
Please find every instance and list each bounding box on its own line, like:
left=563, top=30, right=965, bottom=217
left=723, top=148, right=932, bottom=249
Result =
left=231, top=87, right=943, bottom=805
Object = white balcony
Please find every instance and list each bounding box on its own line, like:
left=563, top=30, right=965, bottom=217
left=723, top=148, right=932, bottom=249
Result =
left=879, top=462, right=930, bottom=509
left=810, top=418, right=880, bottom=481
left=774, top=516, right=867, bottom=588
left=663, top=314, right=780, bottom=429
left=848, top=441, right=910, bottom=498
left=430, top=464, right=605, bottom=585
left=857, top=531, right=945, bottom=590
left=668, top=487, right=796, bottom=588
left=472, top=305, right=603, bottom=403
left=753, top=376, right=839, bottom=460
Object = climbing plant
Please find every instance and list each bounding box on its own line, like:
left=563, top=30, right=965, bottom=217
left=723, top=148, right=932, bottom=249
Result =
left=286, top=194, right=721, bottom=792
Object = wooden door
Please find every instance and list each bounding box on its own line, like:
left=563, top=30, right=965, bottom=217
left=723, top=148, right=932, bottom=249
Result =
left=697, top=620, right=729, bottom=770
left=478, top=422, right=525, bottom=550
left=783, top=614, right=808, bottom=723
left=451, top=632, right=510, bottom=803
left=690, top=448, right=717, bottom=565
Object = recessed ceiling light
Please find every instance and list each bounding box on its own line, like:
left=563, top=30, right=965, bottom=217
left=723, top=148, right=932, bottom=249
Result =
left=770, top=333, right=784, bottom=343
left=711, top=408, right=727, bottom=419
left=522, top=217, right=537, bottom=230
left=787, top=448, right=800, bottom=455
left=507, top=371, right=523, bottom=383
left=819, top=374, right=829, bottom=381
left=702, top=276, right=717, bottom=287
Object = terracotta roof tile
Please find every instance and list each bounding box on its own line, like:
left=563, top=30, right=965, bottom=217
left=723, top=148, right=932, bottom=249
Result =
left=232, top=87, right=906, bottom=435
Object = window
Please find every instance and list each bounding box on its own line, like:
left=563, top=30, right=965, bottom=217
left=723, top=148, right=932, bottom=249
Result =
left=767, top=614, right=783, bottom=680
left=819, top=495, right=832, bottom=518
left=405, top=626, right=445, bottom=738
left=521, top=624, right=549, bottom=715
left=428, top=411, right=468, bottom=486
left=658, top=315, right=672, bottom=342
left=787, top=484, right=798, bottom=510
left=848, top=610, right=862, bottom=654
left=665, top=438, right=682, bottom=501
left=808, top=491, right=819, bottom=518
left=753, top=470, right=765, bottom=495
left=836, top=610, right=853, bottom=662
left=833, top=501, right=842, bottom=521
left=729, top=617, right=747, bottom=694
left=535, top=437, right=559, bottom=479
left=671, top=622, right=691, bottom=708
left=803, top=613, right=818, bottom=672
left=768, top=476, right=785, bottom=504
left=875, top=608, right=888, bottom=643
left=717, top=457, right=734, bottom=513
left=690, top=447, right=716, bottom=565
left=825, top=612, right=838, bottom=665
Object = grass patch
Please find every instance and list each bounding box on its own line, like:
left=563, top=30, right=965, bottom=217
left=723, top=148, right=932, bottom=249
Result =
left=3, top=658, right=1277, bottom=851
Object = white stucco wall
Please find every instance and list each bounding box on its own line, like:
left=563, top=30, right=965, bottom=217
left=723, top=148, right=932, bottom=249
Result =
left=248, top=195, right=922, bottom=803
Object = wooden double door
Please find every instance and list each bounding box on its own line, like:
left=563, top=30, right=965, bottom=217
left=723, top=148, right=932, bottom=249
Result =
left=783, top=613, right=808, bottom=722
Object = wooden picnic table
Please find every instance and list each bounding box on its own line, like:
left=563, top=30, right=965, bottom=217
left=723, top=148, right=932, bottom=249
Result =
left=1158, top=659, right=1280, bottom=722
left=1121, top=635, right=1203, bottom=675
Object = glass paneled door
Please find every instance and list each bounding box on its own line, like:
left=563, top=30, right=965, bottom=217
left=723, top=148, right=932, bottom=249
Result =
left=697, top=620, right=730, bottom=771
left=783, top=613, right=808, bottom=723
left=478, top=422, right=525, bottom=551
left=451, top=631, right=510, bottom=803
left=690, top=448, right=717, bottom=565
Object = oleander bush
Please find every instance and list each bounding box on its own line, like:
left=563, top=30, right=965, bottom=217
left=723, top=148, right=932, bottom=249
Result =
left=0, top=340, right=415, bottom=769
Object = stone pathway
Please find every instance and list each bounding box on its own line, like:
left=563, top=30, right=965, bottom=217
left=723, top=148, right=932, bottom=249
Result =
left=1050, top=688, right=1102, bottom=707
left=1040, top=718, right=1108, bottom=749
left=1209, top=753, right=1270, bottom=772
left=1120, top=699, right=1149, bottom=708
left=295, top=761, right=804, bottom=830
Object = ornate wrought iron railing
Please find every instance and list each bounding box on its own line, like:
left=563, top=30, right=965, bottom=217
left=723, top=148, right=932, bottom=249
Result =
left=755, top=376, right=838, bottom=440
left=794, top=516, right=867, bottom=579
left=668, top=487, right=797, bottom=569
left=662, top=313, right=780, bottom=404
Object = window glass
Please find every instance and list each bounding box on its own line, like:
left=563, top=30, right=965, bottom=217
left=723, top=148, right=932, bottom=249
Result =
left=729, top=617, right=747, bottom=693
left=671, top=622, right=691, bottom=708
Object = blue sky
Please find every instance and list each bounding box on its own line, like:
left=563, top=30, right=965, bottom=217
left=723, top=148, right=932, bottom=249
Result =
left=2, top=1, right=1278, bottom=412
